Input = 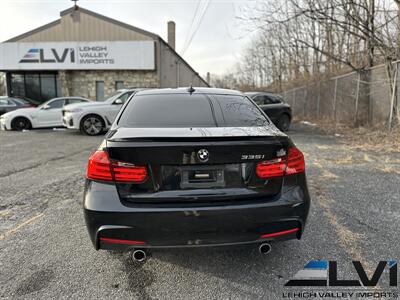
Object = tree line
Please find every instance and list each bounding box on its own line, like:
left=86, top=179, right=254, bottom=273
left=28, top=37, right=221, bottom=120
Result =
left=212, top=0, right=400, bottom=127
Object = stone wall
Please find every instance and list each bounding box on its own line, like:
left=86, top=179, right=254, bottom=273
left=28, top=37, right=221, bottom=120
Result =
left=59, top=70, right=158, bottom=100
left=0, top=72, right=5, bottom=95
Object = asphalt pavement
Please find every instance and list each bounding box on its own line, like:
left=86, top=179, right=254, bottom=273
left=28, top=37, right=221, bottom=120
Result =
left=0, top=125, right=399, bottom=299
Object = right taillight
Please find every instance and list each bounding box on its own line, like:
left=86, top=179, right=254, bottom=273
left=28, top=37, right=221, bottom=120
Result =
left=87, top=150, right=148, bottom=183
left=256, top=147, right=305, bottom=179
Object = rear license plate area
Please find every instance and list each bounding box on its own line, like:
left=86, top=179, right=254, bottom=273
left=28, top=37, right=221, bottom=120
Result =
left=180, top=166, right=225, bottom=189
left=188, top=170, right=216, bottom=182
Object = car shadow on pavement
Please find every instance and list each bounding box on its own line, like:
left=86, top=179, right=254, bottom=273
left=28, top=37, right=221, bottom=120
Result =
left=109, top=251, right=156, bottom=299
left=107, top=240, right=303, bottom=298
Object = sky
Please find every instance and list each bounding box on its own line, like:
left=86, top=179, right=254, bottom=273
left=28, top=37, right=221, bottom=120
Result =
left=0, top=0, right=258, bottom=76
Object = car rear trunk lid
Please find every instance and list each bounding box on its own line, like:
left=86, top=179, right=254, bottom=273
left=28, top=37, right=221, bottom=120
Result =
left=106, top=127, right=289, bottom=205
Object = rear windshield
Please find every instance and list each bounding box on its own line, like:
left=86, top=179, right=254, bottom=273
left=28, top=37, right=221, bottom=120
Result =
left=213, top=94, right=268, bottom=127
left=118, top=93, right=268, bottom=128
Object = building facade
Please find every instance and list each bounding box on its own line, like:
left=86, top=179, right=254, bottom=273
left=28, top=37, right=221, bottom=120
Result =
left=0, top=6, right=208, bottom=103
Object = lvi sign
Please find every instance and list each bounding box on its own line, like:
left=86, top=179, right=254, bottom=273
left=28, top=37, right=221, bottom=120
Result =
left=285, top=260, right=398, bottom=287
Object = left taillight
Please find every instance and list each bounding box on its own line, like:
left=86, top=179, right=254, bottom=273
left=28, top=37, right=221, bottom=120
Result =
left=256, top=146, right=305, bottom=179
left=87, top=150, right=113, bottom=181
left=87, top=150, right=147, bottom=183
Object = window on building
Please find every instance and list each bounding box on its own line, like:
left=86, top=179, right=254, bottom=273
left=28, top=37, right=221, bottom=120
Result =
left=96, top=81, right=105, bottom=101
left=25, top=74, right=41, bottom=102
left=8, top=72, right=59, bottom=103
left=115, top=81, right=124, bottom=90
left=41, top=74, right=57, bottom=100
left=10, top=74, right=25, bottom=97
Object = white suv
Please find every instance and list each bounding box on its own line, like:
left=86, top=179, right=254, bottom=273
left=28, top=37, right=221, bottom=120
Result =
left=62, top=89, right=136, bottom=135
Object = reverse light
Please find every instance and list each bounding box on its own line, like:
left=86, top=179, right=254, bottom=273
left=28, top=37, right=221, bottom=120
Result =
left=256, top=146, right=305, bottom=178
left=87, top=150, right=148, bottom=182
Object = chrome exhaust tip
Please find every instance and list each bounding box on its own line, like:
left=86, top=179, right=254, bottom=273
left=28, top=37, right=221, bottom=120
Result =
left=259, top=243, right=272, bottom=255
left=132, top=249, right=147, bottom=262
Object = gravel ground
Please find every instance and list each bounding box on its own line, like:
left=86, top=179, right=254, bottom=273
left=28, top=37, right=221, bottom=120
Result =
left=0, top=125, right=399, bottom=299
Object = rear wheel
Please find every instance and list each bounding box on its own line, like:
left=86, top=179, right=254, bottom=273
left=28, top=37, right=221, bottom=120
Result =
left=80, top=115, right=105, bottom=136
left=11, top=117, right=32, bottom=131
left=276, top=114, right=291, bottom=132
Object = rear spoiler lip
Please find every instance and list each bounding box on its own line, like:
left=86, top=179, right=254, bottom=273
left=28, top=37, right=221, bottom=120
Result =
left=106, top=126, right=287, bottom=142
left=107, top=136, right=288, bottom=143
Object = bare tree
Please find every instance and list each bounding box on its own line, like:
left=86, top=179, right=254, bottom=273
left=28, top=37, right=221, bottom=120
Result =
left=228, top=0, right=400, bottom=128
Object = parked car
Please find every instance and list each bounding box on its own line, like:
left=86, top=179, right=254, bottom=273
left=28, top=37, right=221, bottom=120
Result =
left=0, top=96, right=35, bottom=116
left=13, top=96, right=41, bottom=107
left=62, top=89, right=136, bottom=136
left=0, top=97, right=91, bottom=131
left=83, top=88, right=310, bottom=261
left=245, top=92, right=292, bottom=131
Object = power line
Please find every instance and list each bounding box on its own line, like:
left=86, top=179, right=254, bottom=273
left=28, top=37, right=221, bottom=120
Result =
left=181, top=0, right=202, bottom=52
left=181, top=0, right=211, bottom=55
left=182, top=0, right=210, bottom=55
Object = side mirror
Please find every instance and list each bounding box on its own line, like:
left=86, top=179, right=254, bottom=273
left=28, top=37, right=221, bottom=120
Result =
left=114, top=99, right=123, bottom=105
left=41, top=104, right=51, bottom=110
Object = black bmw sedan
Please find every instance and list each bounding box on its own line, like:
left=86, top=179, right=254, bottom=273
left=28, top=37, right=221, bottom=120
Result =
left=84, top=88, right=310, bottom=261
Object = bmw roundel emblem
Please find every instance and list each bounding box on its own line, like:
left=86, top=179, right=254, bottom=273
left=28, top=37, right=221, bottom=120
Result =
left=197, top=149, right=209, bottom=162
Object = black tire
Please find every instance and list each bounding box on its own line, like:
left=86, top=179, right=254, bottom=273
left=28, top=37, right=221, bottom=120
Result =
left=11, top=117, right=32, bottom=131
left=276, top=114, right=291, bottom=132
left=80, top=114, right=105, bottom=136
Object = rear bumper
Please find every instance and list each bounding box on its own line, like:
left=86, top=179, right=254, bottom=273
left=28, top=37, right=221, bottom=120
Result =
left=83, top=176, right=310, bottom=250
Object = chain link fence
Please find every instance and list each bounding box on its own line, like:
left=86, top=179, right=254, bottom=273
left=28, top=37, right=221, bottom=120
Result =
left=282, top=62, right=399, bottom=128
